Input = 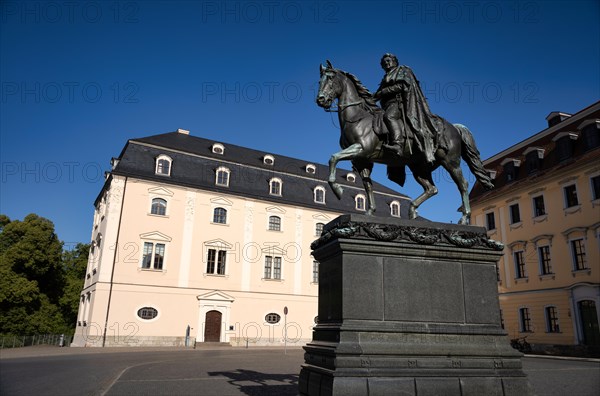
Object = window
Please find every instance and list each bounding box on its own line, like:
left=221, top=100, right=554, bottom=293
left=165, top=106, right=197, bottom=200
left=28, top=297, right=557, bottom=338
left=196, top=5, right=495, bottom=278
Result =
left=355, top=195, right=366, bottom=211
left=545, top=306, right=560, bottom=333
left=519, top=308, right=532, bottom=332
left=312, top=260, right=319, bottom=283
left=155, top=155, right=172, bottom=176
left=486, top=212, right=496, bottom=231
left=532, top=195, right=545, bottom=217
left=263, top=155, right=275, bottom=165
left=504, top=162, right=517, bottom=182
left=514, top=251, right=526, bottom=279
left=269, top=178, right=282, bottom=196
left=212, top=143, right=225, bottom=154
left=137, top=307, right=158, bottom=320
left=264, top=256, right=282, bottom=280
left=346, top=173, right=356, bottom=183
left=592, top=175, right=600, bottom=200
left=390, top=201, right=400, bottom=217
left=206, top=248, right=226, bottom=275
left=215, top=167, right=230, bottom=187
left=581, top=122, right=599, bottom=150
left=315, top=222, right=324, bottom=236
left=142, top=242, right=165, bottom=270
left=525, top=150, right=541, bottom=174
left=268, top=216, right=281, bottom=231
left=314, top=187, right=326, bottom=204
left=571, top=239, right=587, bottom=270
left=556, top=136, right=574, bottom=161
left=306, top=164, right=316, bottom=174
left=265, top=313, right=281, bottom=324
left=509, top=203, right=521, bottom=224
left=538, top=245, right=552, bottom=275
left=564, top=184, right=579, bottom=207
left=213, top=207, right=227, bottom=224
left=151, top=198, right=167, bottom=216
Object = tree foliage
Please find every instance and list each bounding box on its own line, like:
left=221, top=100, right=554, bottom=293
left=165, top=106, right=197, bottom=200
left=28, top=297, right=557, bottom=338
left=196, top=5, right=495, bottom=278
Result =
left=0, top=214, right=89, bottom=335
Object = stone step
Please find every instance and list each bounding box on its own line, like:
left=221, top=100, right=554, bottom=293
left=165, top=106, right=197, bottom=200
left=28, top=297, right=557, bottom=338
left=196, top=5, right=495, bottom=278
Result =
left=195, top=342, right=231, bottom=348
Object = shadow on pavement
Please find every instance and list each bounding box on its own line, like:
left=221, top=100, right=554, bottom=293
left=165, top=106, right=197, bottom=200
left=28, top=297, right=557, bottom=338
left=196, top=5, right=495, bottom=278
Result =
left=208, top=368, right=298, bottom=395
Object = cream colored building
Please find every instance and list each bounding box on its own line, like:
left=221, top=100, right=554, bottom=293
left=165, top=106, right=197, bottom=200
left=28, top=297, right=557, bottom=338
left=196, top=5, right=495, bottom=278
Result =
left=72, top=129, right=410, bottom=347
left=470, top=101, right=600, bottom=354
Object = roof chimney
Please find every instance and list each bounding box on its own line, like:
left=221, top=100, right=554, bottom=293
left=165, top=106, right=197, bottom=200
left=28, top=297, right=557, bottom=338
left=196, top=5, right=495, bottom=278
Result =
left=177, top=128, right=190, bottom=135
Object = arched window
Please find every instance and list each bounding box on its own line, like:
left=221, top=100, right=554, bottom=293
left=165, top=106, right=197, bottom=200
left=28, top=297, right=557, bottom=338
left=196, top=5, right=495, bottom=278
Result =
left=390, top=201, right=401, bottom=217
left=268, top=215, right=281, bottom=231
left=314, top=186, right=326, bottom=204
left=155, top=155, right=172, bottom=176
left=269, top=178, right=282, bottom=196
left=215, top=166, right=230, bottom=187
left=213, top=207, right=227, bottom=224
left=346, top=173, right=356, bottom=183
left=151, top=198, right=167, bottom=216
left=355, top=194, right=366, bottom=211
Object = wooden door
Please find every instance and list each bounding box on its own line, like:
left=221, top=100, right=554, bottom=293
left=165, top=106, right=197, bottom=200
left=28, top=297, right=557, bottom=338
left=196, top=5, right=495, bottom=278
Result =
left=204, top=310, right=222, bottom=342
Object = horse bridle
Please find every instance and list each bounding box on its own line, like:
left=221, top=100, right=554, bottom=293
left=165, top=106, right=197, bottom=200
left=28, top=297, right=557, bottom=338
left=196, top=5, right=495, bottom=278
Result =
left=321, top=69, right=363, bottom=113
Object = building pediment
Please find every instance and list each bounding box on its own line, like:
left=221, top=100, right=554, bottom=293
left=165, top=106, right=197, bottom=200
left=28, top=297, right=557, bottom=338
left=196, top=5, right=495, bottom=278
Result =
left=203, top=239, right=233, bottom=249
left=139, top=231, right=172, bottom=242
left=312, top=213, right=331, bottom=221
left=210, top=196, right=234, bottom=206
left=148, top=186, right=174, bottom=196
left=261, top=245, right=287, bottom=255
left=197, top=290, right=235, bottom=302
left=266, top=206, right=286, bottom=214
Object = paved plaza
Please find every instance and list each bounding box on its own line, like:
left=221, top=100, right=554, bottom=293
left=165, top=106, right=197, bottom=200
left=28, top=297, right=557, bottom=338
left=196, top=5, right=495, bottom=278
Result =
left=1, top=346, right=599, bottom=395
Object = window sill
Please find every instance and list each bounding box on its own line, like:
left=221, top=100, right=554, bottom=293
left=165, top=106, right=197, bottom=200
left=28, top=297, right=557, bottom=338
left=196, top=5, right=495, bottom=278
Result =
left=564, top=205, right=581, bottom=215
left=539, top=273, right=555, bottom=281
left=487, top=228, right=497, bottom=237
left=139, top=268, right=165, bottom=273
left=267, top=229, right=283, bottom=233
left=545, top=331, right=562, bottom=334
left=154, top=173, right=171, bottom=177
left=215, top=183, right=229, bottom=188
left=514, top=277, right=529, bottom=284
left=262, top=278, right=284, bottom=282
left=532, top=214, right=548, bottom=223
left=571, top=269, right=591, bottom=277
left=310, top=281, right=319, bottom=286
left=509, top=222, right=523, bottom=230
left=211, top=222, right=229, bottom=227
left=148, top=213, right=169, bottom=218
left=204, top=273, right=228, bottom=278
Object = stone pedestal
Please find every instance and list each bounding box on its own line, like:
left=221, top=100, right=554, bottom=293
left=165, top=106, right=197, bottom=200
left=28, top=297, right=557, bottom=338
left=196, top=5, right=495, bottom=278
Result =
left=299, top=215, right=532, bottom=396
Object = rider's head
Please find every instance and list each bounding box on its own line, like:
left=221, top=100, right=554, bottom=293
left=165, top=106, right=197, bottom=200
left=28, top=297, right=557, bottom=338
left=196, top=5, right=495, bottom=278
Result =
left=380, top=53, right=398, bottom=71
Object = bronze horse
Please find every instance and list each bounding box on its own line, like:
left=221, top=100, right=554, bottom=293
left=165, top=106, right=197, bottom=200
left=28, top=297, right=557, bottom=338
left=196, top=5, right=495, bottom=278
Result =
left=316, top=60, right=493, bottom=225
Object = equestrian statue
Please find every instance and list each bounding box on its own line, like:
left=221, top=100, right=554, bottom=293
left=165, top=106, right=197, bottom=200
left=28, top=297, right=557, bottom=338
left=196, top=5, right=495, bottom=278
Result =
left=316, top=54, right=494, bottom=225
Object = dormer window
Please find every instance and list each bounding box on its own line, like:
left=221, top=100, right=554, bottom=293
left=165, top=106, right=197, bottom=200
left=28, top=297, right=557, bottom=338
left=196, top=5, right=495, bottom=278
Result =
left=306, top=164, right=316, bottom=174
left=390, top=201, right=401, bottom=217
left=269, top=178, right=282, bottom=196
left=314, top=186, right=326, bottom=204
left=524, top=147, right=544, bottom=174
left=578, top=119, right=600, bottom=151
left=212, top=143, right=225, bottom=155
left=355, top=194, right=366, bottom=211
left=552, top=132, right=578, bottom=162
left=155, top=155, right=172, bottom=176
left=215, top=166, right=230, bottom=187
left=263, top=155, right=275, bottom=166
left=486, top=169, right=497, bottom=180
left=346, top=173, right=356, bottom=183
left=545, top=111, right=571, bottom=128
left=501, top=158, right=520, bottom=182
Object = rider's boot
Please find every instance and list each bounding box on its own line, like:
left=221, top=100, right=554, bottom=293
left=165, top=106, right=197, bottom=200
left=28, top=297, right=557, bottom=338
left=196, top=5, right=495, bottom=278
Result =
left=383, top=139, right=404, bottom=156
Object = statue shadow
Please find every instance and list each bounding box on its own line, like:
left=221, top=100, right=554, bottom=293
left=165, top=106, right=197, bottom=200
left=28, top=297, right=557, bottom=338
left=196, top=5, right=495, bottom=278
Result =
left=208, top=369, right=298, bottom=395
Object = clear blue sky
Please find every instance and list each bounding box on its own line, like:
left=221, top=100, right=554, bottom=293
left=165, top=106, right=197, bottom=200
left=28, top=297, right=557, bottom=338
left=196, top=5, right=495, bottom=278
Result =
left=1, top=0, right=598, bottom=245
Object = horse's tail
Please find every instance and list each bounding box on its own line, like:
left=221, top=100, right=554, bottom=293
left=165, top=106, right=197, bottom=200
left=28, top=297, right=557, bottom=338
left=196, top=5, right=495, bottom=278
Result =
left=454, top=124, right=494, bottom=190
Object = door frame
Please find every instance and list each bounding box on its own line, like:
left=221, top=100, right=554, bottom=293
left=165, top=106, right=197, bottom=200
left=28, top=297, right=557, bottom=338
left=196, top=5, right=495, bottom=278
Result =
left=196, top=290, right=235, bottom=343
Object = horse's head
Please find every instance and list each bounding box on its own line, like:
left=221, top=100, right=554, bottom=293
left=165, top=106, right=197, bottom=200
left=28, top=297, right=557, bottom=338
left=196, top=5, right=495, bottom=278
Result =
left=316, top=60, right=342, bottom=110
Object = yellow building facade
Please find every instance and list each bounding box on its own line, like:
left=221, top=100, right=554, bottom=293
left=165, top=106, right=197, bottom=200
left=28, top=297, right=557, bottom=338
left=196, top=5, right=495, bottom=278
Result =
left=470, top=101, right=600, bottom=355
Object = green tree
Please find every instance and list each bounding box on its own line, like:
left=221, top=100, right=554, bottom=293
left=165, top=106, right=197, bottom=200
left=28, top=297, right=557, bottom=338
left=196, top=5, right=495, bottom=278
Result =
left=0, top=214, right=68, bottom=335
left=60, top=243, right=90, bottom=328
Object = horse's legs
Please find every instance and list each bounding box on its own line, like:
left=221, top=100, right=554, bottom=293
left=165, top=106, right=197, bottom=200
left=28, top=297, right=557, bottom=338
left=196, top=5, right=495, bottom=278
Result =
left=354, top=161, right=376, bottom=215
left=409, top=169, right=438, bottom=220
left=328, top=143, right=363, bottom=199
left=445, top=164, right=471, bottom=225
